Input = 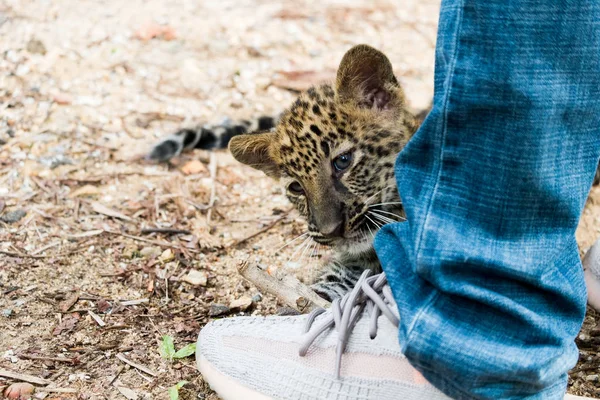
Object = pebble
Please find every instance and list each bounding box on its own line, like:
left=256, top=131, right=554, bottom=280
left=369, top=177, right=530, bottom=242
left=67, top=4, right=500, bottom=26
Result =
left=183, top=270, right=208, bottom=286
left=277, top=307, right=300, bottom=316
left=159, top=248, right=175, bottom=262
left=209, top=304, right=231, bottom=317
left=139, top=246, right=161, bottom=259
left=0, top=210, right=26, bottom=224
left=586, top=374, right=598, bottom=382
left=251, top=293, right=262, bottom=303
left=26, top=38, right=47, bottom=55
left=2, top=308, right=13, bottom=317
left=229, top=296, right=252, bottom=311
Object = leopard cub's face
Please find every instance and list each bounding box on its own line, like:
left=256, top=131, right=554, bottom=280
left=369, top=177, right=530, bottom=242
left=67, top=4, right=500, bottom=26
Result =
left=230, top=45, right=418, bottom=256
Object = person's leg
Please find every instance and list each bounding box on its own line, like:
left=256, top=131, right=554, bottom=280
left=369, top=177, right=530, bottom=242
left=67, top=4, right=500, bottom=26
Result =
left=375, top=0, right=600, bottom=398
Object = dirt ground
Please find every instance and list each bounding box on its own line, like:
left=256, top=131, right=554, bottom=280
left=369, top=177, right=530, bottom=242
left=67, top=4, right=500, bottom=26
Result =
left=1, top=0, right=600, bottom=399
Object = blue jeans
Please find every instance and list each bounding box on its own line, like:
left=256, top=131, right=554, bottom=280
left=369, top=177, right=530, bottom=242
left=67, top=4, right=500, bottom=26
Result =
left=374, top=0, right=600, bottom=399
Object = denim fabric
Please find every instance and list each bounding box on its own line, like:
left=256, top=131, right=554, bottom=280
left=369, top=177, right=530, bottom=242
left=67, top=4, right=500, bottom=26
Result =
left=374, top=0, right=600, bottom=398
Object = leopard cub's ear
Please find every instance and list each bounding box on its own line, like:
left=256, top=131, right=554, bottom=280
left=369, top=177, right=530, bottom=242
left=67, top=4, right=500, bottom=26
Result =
left=229, top=132, right=280, bottom=178
left=336, top=44, right=402, bottom=110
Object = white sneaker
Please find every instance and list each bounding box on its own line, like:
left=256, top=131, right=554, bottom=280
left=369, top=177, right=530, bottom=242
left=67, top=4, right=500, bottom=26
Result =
left=196, top=271, right=450, bottom=400
left=583, top=238, right=600, bottom=311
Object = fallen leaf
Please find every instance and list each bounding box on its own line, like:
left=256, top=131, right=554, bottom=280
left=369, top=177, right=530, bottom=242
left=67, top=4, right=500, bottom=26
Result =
left=52, top=314, right=79, bottom=335
left=181, top=160, right=206, bottom=175
left=91, top=202, right=132, bottom=221
left=115, top=386, right=138, bottom=400
left=96, top=299, right=111, bottom=313
left=59, top=292, right=79, bottom=313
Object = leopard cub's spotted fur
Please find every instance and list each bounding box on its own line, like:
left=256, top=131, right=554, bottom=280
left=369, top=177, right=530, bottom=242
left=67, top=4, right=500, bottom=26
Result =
left=149, top=45, right=419, bottom=300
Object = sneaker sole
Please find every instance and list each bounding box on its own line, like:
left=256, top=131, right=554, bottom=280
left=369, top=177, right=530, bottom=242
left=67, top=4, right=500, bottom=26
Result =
left=197, top=354, right=274, bottom=400
left=197, top=352, right=593, bottom=400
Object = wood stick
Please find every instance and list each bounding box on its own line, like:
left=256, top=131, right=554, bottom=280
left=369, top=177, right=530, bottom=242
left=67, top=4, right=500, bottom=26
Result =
left=237, top=260, right=330, bottom=313
left=105, top=230, right=180, bottom=249
left=0, top=368, right=52, bottom=385
left=18, top=354, right=77, bottom=364
left=88, top=310, right=106, bottom=327
left=231, top=209, right=292, bottom=248
left=140, top=228, right=191, bottom=235
left=115, top=353, right=157, bottom=377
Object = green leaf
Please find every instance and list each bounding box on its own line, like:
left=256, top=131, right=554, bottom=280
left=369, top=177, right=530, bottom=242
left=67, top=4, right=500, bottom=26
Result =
left=160, top=335, right=176, bottom=360
left=168, top=381, right=189, bottom=400
left=173, top=343, right=197, bottom=359
left=168, top=386, right=179, bottom=400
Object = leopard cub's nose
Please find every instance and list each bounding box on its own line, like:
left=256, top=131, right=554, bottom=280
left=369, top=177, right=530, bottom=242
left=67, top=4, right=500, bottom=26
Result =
left=321, top=221, right=344, bottom=239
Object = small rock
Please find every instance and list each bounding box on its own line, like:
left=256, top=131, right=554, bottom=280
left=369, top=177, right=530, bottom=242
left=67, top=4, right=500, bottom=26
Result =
left=0, top=210, right=26, bottom=224
left=134, top=22, right=176, bottom=41
left=159, top=248, right=174, bottom=262
left=586, top=374, right=599, bottom=382
left=209, top=304, right=230, bottom=317
left=53, top=92, right=73, bottom=105
left=26, top=38, right=46, bottom=55
left=183, top=270, right=208, bottom=286
left=39, top=154, right=73, bottom=169
left=229, top=296, right=252, bottom=312
left=139, top=246, right=161, bottom=259
left=181, top=159, right=207, bottom=175
left=251, top=293, right=262, bottom=303
left=4, top=382, right=35, bottom=399
left=2, top=309, right=12, bottom=317
left=277, top=307, right=301, bottom=316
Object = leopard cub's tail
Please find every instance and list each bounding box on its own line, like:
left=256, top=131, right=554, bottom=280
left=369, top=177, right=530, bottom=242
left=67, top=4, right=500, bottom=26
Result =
left=147, top=115, right=278, bottom=162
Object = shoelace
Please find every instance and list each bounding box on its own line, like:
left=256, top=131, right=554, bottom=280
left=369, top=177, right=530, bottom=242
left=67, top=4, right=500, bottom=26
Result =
left=299, top=270, right=400, bottom=379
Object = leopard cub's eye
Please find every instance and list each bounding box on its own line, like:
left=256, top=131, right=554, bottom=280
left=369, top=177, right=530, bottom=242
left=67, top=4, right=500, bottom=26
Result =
left=332, top=152, right=353, bottom=172
left=288, top=181, right=304, bottom=195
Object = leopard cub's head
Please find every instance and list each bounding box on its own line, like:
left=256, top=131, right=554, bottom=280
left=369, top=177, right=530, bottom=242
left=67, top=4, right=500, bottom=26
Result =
left=230, top=45, right=418, bottom=255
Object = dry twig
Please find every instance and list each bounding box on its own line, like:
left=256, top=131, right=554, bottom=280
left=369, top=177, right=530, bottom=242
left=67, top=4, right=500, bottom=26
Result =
left=88, top=310, right=106, bottom=327
left=0, top=368, right=52, bottom=385
left=106, top=230, right=181, bottom=249
left=232, top=208, right=292, bottom=248
left=115, top=353, right=157, bottom=377
left=18, top=354, right=78, bottom=364
left=140, top=227, right=191, bottom=235
left=237, top=260, right=330, bottom=313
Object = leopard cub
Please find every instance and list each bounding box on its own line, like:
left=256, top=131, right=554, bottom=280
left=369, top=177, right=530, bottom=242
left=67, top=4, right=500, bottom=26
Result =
left=149, top=45, right=419, bottom=300
left=228, top=45, right=419, bottom=300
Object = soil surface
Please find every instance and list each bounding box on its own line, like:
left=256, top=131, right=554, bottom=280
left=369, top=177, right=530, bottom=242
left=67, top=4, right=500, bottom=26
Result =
left=0, top=0, right=599, bottom=399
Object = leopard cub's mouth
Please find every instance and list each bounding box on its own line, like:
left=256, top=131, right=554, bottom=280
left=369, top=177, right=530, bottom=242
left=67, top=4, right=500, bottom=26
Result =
left=310, top=215, right=379, bottom=249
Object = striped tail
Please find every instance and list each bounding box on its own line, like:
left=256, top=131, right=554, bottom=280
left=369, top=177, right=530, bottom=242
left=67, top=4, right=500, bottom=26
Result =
left=147, top=115, right=278, bottom=162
